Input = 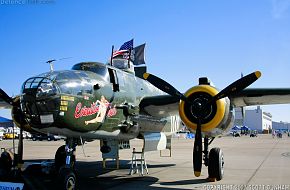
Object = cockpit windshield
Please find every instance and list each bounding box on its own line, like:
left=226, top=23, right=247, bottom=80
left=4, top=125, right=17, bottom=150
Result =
left=23, top=70, right=94, bottom=97
left=22, top=77, right=58, bottom=98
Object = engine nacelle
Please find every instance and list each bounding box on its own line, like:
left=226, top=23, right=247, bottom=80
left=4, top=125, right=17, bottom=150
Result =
left=179, top=85, right=234, bottom=137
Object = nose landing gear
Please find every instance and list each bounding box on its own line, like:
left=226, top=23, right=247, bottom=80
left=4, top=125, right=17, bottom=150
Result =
left=208, top=147, right=224, bottom=181
left=55, top=138, right=77, bottom=190
left=202, top=137, right=224, bottom=182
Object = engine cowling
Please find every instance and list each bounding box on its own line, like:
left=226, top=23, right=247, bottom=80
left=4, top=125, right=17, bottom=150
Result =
left=179, top=85, right=234, bottom=136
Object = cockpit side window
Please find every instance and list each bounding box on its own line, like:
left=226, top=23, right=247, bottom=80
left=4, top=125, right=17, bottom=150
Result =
left=55, top=72, right=80, bottom=81
left=57, top=80, right=93, bottom=96
left=55, top=71, right=93, bottom=96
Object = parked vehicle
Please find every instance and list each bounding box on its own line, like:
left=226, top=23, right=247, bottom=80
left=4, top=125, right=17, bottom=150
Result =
left=31, top=134, right=61, bottom=141
left=232, top=131, right=240, bottom=137
left=250, top=130, right=258, bottom=137
left=277, top=132, right=283, bottom=138
left=0, top=131, right=3, bottom=141
left=23, top=132, right=32, bottom=139
left=4, top=133, right=16, bottom=139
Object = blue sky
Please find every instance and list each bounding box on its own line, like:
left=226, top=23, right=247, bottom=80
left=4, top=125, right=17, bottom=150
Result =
left=1, top=0, right=290, bottom=122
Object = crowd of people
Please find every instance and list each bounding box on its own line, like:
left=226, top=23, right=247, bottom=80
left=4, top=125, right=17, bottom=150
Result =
left=272, top=130, right=290, bottom=138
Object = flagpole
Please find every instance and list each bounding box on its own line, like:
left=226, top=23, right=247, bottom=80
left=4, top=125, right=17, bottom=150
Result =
left=110, top=45, right=114, bottom=66
left=128, top=48, right=131, bottom=68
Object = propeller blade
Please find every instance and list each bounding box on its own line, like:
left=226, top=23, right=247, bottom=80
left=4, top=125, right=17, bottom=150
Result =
left=214, top=71, right=261, bottom=101
left=193, top=120, right=203, bottom=177
left=17, top=126, right=24, bottom=165
left=0, top=88, right=13, bottom=105
left=143, top=73, right=187, bottom=101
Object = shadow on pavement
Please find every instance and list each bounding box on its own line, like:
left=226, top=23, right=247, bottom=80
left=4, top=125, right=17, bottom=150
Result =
left=21, top=160, right=182, bottom=190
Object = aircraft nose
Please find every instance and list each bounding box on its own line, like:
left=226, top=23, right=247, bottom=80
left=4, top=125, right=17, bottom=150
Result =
left=21, top=77, right=60, bottom=127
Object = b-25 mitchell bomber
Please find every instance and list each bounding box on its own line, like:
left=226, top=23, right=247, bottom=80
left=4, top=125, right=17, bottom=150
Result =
left=1, top=39, right=290, bottom=189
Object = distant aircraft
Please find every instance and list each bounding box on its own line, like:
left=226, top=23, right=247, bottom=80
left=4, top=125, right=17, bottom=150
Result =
left=1, top=39, right=290, bottom=190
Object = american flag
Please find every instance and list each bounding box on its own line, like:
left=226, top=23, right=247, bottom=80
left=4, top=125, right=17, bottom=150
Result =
left=119, top=39, right=133, bottom=50
left=112, top=39, right=133, bottom=58
left=112, top=49, right=128, bottom=57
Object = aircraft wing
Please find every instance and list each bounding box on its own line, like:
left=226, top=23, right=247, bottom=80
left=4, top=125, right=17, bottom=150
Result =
left=231, top=88, right=290, bottom=107
left=0, top=98, right=12, bottom=109
left=139, top=95, right=180, bottom=118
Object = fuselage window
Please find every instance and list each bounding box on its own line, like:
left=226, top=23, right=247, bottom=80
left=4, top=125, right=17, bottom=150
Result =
left=112, top=59, right=129, bottom=70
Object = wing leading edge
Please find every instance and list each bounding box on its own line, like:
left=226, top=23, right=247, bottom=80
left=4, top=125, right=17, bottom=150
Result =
left=139, top=88, right=290, bottom=117
left=231, top=88, right=290, bottom=107
left=139, top=95, right=180, bottom=118
left=0, top=99, right=12, bottom=109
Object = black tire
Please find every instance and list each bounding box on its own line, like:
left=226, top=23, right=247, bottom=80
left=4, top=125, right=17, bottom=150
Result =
left=235, top=133, right=240, bottom=137
left=32, top=137, right=36, bottom=141
left=208, top=147, right=224, bottom=181
left=0, top=151, right=12, bottom=179
left=55, top=145, right=76, bottom=171
left=58, top=168, right=76, bottom=190
left=47, top=137, right=51, bottom=141
left=55, top=145, right=66, bottom=171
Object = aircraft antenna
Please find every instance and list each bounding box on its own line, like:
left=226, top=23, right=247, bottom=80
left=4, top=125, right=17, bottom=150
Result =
left=46, top=57, right=73, bottom=72
left=46, top=59, right=56, bottom=72
left=110, top=45, right=114, bottom=66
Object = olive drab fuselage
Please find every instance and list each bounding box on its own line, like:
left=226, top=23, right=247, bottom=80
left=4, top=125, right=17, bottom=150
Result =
left=20, top=62, right=166, bottom=140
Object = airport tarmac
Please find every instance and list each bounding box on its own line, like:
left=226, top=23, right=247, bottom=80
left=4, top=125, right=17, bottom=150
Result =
left=1, top=134, right=290, bottom=190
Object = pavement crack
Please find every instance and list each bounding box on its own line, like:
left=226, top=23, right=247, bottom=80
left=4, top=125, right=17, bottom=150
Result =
left=244, top=140, right=279, bottom=186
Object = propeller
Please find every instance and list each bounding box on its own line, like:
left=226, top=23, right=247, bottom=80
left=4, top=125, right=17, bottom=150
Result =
left=143, top=71, right=261, bottom=177
left=193, top=119, right=202, bottom=176
left=212, top=71, right=261, bottom=102
left=0, top=88, right=14, bottom=106
left=143, top=73, right=187, bottom=102
left=0, top=88, right=25, bottom=165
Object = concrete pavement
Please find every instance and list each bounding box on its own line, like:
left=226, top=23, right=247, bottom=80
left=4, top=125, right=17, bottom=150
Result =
left=1, top=134, right=290, bottom=189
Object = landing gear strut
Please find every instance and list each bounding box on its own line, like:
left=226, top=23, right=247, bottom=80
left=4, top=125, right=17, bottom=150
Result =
left=55, top=138, right=77, bottom=190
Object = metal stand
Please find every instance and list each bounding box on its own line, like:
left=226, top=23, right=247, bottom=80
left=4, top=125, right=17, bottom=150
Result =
left=129, top=148, right=148, bottom=176
left=102, top=157, right=119, bottom=169
left=160, top=136, right=172, bottom=157
left=101, top=140, right=120, bottom=169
